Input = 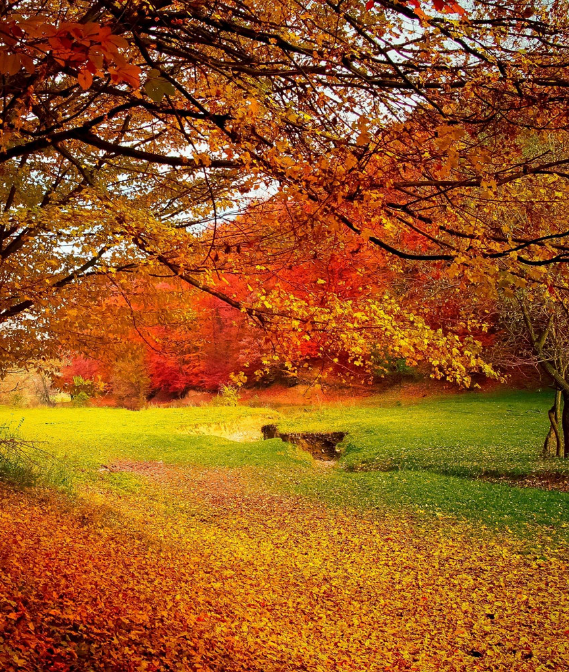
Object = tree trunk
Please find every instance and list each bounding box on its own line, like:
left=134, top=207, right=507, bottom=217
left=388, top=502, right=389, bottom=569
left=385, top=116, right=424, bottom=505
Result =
left=40, top=374, right=56, bottom=407
left=563, top=389, right=569, bottom=459
left=543, top=389, right=563, bottom=457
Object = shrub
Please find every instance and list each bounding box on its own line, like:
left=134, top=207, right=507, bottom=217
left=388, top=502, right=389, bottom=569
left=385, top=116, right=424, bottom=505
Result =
left=213, top=384, right=241, bottom=407
left=71, top=391, right=91, bottom=407
left=370, top=348, right=420, bottom=382
left=8, top=391, right=27, bottom=407
left=0, top=421, right=70, bottom=489
left=71, top=375, right=104, bottom=397
left=111, top=355, right=150, bottom=410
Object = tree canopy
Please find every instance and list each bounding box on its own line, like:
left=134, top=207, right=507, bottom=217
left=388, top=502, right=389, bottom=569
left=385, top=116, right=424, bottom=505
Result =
left=2, top=0, right=569, bottom=381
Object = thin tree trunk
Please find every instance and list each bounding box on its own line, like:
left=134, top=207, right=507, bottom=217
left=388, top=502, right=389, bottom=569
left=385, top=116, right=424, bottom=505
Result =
left=544, top=389, right=563, bottom=457
left=39, top=374, right=55, bottom=407
left=563, top=389, right=569, bottom=459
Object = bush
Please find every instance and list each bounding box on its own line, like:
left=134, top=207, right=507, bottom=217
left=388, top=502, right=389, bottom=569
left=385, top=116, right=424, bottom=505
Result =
left=0, top=421, right=69, bottom=489
left=71, top=391, right=91, bottom=407
left=213, top=384, right=241, bottom=406
left=370, top=348, right=420, bottom=382
left=8, top=391, right=27, bottom=407
left=69, top=375, right=105, bottom=398
left=111, top=355, right=150, bottom=410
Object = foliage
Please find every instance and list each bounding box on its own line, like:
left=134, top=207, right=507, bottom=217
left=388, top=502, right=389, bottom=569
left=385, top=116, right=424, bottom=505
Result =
left=214, top=385, right=241, bottom=407
left=370, top=349, right=420, bottom=381
left=1, top=0, right=569, bottom=387
left=0, top=419, right=67, bottom=488
left=110, top=352, right=150, bottom=410
left=54, top=281, right=264, bottom=396
left=1, top=394, right=569, bottom=671
left=71, top=391, right=91, bottom=408
left=52, top=217, right=497, bottom=397
left=60, top=361, right=107, bottom=399
left=7, top=392, right=25, bottom=408
left=69, top=375, right=104, bottom=397
left=60, top=359, right=104, bottom=387
left=144, top=293, right=260, bottom=393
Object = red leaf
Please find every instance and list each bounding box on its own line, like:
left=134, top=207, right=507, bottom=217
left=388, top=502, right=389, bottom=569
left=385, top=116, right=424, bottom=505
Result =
left=453, top=1, right=467, bottom=15
left=431, top=0, right=466, bottom=14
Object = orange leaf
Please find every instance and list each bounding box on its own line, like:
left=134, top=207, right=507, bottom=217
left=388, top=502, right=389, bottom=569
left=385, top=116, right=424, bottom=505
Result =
left=0, top=50, right=21, bottom=75
left=113, top=63, right=141, bottom=88
left=78, top=68, right=93, bottom=90
left=20, top=53, right=35, bottom=74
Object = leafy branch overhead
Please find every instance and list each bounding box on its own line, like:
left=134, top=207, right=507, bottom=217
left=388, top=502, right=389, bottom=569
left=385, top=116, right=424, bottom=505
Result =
left=1, top=0, right=569, bottom=383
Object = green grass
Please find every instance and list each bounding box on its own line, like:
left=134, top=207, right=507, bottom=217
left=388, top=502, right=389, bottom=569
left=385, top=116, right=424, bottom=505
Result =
left=0, top=418, right=71, bottom=489
left=279, top=390, right=565, bottom=476
left=1, top=390, right=568, bottom=545
left=0, top=406, right=300, bottom=475
left=292, top=470, right=569, bottom=542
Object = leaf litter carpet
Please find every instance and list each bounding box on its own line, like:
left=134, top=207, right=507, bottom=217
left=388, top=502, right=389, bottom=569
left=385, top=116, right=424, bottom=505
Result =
left=1, top=461, right=568, bottom=671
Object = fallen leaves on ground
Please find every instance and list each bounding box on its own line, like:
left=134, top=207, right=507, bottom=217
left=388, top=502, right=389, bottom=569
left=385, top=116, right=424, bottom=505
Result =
left=0, top=462, right=568, bottom=671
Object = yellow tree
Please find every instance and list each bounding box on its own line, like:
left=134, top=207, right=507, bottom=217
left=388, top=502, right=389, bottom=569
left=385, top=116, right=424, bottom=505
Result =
left=1, top=0, right=569, bottom=380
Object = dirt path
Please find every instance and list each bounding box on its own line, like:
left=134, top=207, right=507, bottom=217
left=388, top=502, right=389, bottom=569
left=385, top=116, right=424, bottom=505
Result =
left=477, top=471, right=569, bottom=492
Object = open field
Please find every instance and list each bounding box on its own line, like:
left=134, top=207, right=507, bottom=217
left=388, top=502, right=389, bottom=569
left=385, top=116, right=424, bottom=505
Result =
left=3, top=390, right=569, bottom=539
left=1, top=391, right=569, bottom=671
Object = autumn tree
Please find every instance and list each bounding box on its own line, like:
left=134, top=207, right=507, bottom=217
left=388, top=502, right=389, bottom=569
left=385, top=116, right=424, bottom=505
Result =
left=49, top=192, right=498, bottom=398
left=498, top=290, right=569, bottom=458
left=2, top=0, right=569, bottom=379
left=59, top=278, right=265, bottom=397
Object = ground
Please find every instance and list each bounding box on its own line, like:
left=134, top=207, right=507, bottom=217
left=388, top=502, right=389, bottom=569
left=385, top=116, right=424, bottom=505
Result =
left=0, top=391, right=568, bottom=671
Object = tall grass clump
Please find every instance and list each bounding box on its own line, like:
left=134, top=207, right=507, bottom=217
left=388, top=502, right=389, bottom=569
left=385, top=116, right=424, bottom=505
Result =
left=212, top=385, right=241, bottom=407
left=0, top=419, right=71, bottom=489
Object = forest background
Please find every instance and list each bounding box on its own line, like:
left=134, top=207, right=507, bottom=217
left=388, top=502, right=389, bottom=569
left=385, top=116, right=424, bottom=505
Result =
left=2, top=0, right=569, bottom=453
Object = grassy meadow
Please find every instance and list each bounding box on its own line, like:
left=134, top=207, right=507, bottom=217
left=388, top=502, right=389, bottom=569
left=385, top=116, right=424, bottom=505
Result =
left=2, top=389, right=568, bottom=541
left=1, top=390, right=569, bottom=670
